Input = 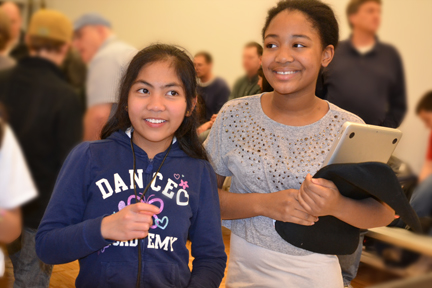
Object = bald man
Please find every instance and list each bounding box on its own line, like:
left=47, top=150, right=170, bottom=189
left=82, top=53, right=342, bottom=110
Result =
left=0, top=1, right=28, bottom=60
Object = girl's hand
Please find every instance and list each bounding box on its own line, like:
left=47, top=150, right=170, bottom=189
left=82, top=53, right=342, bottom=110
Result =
left=210, top=114, right=218, bottom=122
left=101, top=203, right=160, bottom=241
left=204, top=121, right=214, bottom=130
left=298, top=174, right=343, bottom=217
left=197, top=121, right=213, bottom=134
left=260, top=189, right=319, bottom=226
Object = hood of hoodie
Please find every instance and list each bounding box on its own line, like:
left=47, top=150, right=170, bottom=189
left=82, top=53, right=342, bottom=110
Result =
left=108, top=129, right=188, bottom=161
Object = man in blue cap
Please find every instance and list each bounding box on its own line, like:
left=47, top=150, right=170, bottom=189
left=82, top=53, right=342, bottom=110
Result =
left=73, top=13, right=136, bottom=141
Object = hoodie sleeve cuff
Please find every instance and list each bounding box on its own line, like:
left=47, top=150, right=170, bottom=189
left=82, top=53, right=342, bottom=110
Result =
left=83, top=215, right=114, bottom=251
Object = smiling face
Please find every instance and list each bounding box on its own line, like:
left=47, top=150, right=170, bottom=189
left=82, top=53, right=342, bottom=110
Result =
left=262, top=10, right=333, bottom=97
left=128, top=60, right=188, bottom=155
left=262, top=10, right=334, bottom=98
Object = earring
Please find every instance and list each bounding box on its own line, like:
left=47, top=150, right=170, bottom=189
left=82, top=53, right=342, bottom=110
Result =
left=125, top=105, right=128, bottom=111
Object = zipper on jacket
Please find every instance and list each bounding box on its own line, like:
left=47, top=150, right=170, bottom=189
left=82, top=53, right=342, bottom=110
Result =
left=145, top=158, right=153, bottom=174
left=140, top=158, right=154, bottom=284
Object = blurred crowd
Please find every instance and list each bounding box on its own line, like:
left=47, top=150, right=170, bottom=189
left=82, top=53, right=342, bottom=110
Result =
left=0, top=0, right=431, bottom=287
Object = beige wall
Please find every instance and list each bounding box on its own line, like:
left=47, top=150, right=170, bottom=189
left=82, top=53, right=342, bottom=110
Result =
left=46, top=0, right=432, bottom=174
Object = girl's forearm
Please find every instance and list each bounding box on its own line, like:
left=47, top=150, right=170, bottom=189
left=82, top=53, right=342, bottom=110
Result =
left=0, top=208, right=21, bottom=243
left=333, top=197, right=395, bottom=229
left=36, top=216, right=112, bottom=265
left=218, top=188, right=265, bottom=220
left=197, top=122, right=211, bottom=135
left=215, top=175, right=316, bottom=224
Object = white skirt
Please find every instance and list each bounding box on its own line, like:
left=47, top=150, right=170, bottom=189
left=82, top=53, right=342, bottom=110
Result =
left=226, top=233, right=344, bottom=288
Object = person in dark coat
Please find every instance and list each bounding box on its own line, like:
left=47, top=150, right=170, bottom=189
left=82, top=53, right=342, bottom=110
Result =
left=316, top=1, right=407, bottom=287
left=316, top=0, right=406, bottom=129
left=0, top=9, right=82, bottom=287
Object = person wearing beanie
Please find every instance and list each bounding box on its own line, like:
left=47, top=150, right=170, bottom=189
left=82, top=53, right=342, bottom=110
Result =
left=0, top=9, right=82, bottom=287
left=73, top=12, right=137, bottom=141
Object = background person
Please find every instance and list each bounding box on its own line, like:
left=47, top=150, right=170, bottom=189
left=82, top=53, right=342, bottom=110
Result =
left=417, top=91, right=432, bottom=183
left=0, top=2, right=28, bottom=61
left=195, top=93, right=216, bottom=142
left=229, top=42, right=262, bottom=100
left=194, top=51, right=230, bottom=122
left=407, top=91, right=432, bottom=236
left=0, top=120, right=37, bottom=281
left=0, top=9, right=15, bottom=70
left=317, top=0, right=406, bottom=129
left=316, top=1, right=408, bottom=286
left=73, top=13, right=137, bottom=141
left=0, top=10, right=82, bottom=287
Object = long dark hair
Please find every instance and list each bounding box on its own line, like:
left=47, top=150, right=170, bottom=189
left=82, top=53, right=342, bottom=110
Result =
left=101, top=44, right=208, bottom=161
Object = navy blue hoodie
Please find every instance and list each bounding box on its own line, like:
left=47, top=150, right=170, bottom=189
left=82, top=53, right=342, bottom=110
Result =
left=35, top=130, right=226, bottom=288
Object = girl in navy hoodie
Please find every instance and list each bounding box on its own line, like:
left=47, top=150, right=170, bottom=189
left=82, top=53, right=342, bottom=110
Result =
left=36, top=44, right=227, bottom=288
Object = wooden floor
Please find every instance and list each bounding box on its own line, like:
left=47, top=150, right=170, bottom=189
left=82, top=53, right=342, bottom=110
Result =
left=3, top=227, right=399, bottom=288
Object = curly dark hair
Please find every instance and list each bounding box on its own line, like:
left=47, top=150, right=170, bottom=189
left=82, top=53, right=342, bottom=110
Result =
left=262, top=0, right=339, bottom=50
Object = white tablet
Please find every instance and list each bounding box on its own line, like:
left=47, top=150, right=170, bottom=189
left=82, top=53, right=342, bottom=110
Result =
left=323, top=122, right=402, bottom=166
